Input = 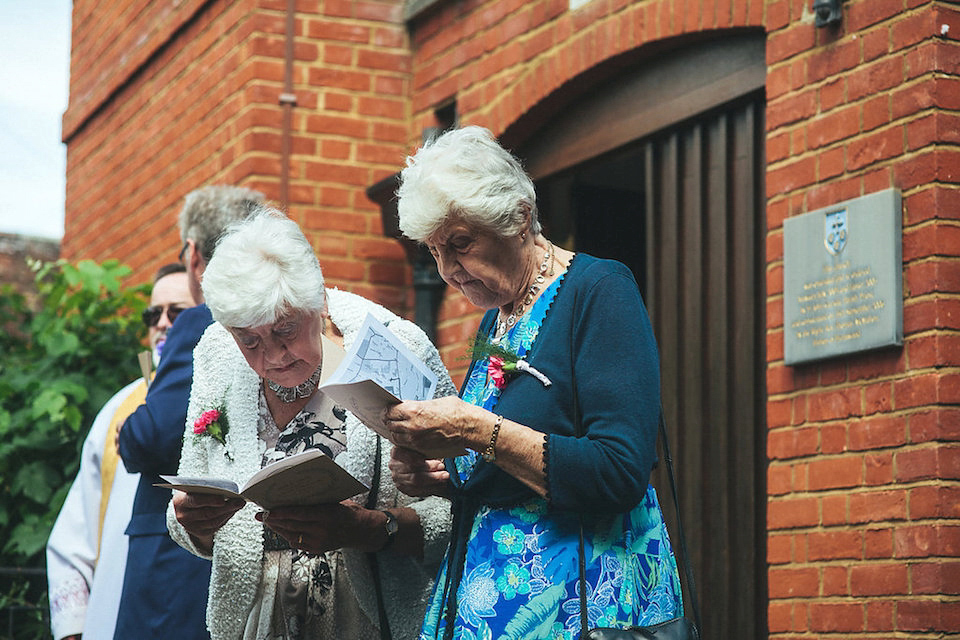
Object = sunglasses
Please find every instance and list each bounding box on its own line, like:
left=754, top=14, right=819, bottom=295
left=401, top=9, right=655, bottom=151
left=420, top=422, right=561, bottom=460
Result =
left=142, top=305, right=187, bottom=328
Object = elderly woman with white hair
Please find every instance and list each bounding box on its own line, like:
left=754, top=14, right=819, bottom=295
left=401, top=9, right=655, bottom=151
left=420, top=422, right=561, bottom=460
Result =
left=384, top=126, right=686, bottom=639
left=167, top=210, right=455, bottom=639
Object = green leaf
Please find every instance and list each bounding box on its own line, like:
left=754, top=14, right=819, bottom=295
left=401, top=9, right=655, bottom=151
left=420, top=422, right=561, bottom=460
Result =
left=48, top=378, right=89, bottom=403
left=499, top=584, right=566, bottom=639
left=12, top=461, right=60, bottom=504
left=63, top=405, right=84, bottom=432
left=31, top=389, right=68, bottom=423
left=4, top=514, right=52, bottom=557
left=39, top=328, right=81, bottom=357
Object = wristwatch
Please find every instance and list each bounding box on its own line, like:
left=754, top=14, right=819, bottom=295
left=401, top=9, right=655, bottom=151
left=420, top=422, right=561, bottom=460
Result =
left=380, top=509, right=398, bottom=549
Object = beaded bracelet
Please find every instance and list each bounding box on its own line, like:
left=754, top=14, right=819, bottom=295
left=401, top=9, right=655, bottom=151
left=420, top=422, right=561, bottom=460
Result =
left=481, top=414, right=504, bottom=463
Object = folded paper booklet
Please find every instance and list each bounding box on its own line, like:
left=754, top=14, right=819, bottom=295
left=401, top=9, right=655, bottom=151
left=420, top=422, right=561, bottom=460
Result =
left=319, top=313, right=466, bottom=457
left=156, top=449, right=368, bottom=510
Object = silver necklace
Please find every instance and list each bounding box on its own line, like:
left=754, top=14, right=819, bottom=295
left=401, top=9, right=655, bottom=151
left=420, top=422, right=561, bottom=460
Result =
left=266, top=364, right=323, bottom=403
left=496, top=243, right=553, bottom=338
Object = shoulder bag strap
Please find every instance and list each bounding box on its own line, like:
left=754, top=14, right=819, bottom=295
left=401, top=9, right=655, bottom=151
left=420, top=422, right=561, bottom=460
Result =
left=657, top=409, right=702, bottom=631
left=364, top=436, right=393, bottom=640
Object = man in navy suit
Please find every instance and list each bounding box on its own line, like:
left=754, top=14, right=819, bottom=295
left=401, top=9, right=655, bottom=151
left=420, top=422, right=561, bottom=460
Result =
left=114, top=185, right=264, bottom=640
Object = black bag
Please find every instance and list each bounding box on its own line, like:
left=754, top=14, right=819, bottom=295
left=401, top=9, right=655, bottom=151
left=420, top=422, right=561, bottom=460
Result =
left=576, top=413, right=702, bottom=640
left=582, top=617, right=700, bottom=640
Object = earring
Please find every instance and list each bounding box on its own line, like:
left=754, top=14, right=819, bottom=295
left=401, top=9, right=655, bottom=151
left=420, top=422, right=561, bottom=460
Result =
left=521, top=232, right=526, bottom=241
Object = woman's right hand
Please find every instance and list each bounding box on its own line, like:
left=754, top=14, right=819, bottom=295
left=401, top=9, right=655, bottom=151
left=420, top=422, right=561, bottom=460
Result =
left=172, top=491, right=245, bottom=553
left=389, top=446, right=451, bottom=499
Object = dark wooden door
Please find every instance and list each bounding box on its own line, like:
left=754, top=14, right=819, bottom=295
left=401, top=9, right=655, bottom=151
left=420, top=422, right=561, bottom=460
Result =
left=521, top=32, right=767, bottom=639
left=643, top=95, right=767, bottom=639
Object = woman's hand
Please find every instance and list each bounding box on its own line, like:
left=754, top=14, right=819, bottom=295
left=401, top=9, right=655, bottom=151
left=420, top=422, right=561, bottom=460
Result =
left=382, top=396, right=486, bottom=458
left=258, top=501, right=422, bottom=556
left=172, top=491, right=245, bottom=554
left=389, top=446, right=451, bottom=499
left=257, top=501, right=367, bottom=553
left=388, top=397, right=551, bottom=498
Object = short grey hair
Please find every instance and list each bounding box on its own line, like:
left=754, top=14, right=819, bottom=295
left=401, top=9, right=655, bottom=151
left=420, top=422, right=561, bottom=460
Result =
left=396, top=126, right=540, bottom=242
left=201, top=208, right=326, bottom=329
left=178, top=185, right=265, bottom=262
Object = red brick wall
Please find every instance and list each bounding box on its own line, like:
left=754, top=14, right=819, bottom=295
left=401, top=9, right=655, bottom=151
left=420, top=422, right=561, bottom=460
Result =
left=63, top=0, right=266, bottom=274
left=62, top=0, right=413, bottom=312
left=764, top=2, right=960, bottom=636
left=291, top=0, right=412, bottom=310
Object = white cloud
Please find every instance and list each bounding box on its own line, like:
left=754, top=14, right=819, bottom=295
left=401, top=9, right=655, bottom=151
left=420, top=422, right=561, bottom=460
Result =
left=0, top=0, right=72, bottom=239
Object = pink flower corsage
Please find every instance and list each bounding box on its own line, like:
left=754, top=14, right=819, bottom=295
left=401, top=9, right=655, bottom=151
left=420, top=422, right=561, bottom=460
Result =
left=193, top=407, right=228, bottom=446
left=488, top=357, right=509, bottom=389
left=470, top=335, right=552, bottom=390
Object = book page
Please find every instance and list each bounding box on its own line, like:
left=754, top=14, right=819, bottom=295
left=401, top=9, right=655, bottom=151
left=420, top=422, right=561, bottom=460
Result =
left=157, top=450, right=368, bottom=510
left=155, top=476, right=243, bottom=500
left=239, top=449, right=368, bottom=509
left=319, top=314, right=465, bottom=456
left=323, top=313, right=437, bottom=401
left=320, top=379, right=400, bottom=439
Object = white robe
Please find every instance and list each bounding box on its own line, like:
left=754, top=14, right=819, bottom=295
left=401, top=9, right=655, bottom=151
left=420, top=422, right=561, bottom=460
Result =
left=46, top=379, right=142, bottom=640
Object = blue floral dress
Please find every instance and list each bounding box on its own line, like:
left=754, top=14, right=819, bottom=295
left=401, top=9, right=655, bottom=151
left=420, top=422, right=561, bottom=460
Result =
left=420, top=277, right=683, bottom=640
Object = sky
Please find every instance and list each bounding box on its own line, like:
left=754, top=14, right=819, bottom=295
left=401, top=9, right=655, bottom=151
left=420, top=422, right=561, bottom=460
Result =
left=0, top=0, right=72, bottom=240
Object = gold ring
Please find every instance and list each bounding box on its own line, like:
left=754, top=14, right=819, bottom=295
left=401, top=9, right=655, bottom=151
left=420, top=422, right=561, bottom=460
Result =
left=298, top=534, right=303, bottom=546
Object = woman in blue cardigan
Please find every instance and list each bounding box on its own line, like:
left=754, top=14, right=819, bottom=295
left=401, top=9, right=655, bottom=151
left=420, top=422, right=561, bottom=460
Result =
left=385, top=126, right=685, bottom=640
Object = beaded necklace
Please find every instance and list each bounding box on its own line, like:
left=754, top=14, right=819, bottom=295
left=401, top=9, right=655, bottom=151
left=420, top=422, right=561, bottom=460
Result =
left=495, top=242, right=554, bottom=338
left=266, top=364, right=323, bottom=403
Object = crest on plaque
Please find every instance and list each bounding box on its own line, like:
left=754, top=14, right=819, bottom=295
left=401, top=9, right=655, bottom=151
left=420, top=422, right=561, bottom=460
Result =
left=824, top=209, right=847, bottom=255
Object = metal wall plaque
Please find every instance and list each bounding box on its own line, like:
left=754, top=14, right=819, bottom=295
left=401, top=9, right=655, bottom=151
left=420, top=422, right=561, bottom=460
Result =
left=783, top=188, right=903, bottom=365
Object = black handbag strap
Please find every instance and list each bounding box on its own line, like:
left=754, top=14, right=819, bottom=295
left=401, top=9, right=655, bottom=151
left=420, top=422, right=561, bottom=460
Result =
left=655, top=411, right=702, bottom=632
left=575, top=406, right=702, bottom=634
left=364, top=436, right=393, bottom=640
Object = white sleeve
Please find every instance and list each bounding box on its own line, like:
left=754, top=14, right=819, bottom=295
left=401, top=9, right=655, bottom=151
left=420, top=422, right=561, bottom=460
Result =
left=46, top=380, right=139, bottom=640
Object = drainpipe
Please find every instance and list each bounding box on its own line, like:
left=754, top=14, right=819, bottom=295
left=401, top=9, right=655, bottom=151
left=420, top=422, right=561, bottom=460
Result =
left=279, top=0, right=297, bottom=210
left=366, top=172, right=447, bottom=342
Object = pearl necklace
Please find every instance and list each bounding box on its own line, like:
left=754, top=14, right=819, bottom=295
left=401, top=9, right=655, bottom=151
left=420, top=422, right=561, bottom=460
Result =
left=266, top=364, right=323, bottom=403
left=496, top=243, right=553, bottom=338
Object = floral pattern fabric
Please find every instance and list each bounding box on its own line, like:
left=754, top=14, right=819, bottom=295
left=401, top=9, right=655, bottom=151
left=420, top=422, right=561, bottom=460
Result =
left=420, top=277, right=683, bottom=640
left=248, top=388, right=378, bottom=640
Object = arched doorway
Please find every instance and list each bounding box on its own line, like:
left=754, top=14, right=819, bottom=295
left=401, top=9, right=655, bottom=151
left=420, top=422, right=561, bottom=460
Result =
left=511, top=31, right=768, bottom=639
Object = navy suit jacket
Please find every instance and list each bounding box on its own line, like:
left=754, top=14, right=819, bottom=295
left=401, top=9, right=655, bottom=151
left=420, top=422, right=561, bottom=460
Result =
left=115, top=304, right=213, bottom=640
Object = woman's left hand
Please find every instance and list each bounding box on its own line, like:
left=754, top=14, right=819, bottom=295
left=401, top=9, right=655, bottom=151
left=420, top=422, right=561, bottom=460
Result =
left=382, top=395, right=486, bottom=458
left=389, top=445, right=451, bottom=498
left=256, top=500, right=386, bottom=554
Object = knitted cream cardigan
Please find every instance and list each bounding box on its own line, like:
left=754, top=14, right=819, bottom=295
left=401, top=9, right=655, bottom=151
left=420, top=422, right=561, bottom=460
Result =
left=167, top=289, right=456, bottom=640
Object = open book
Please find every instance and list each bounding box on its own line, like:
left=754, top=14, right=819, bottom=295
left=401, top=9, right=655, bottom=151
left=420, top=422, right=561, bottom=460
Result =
left=319, top=313, right=466, bottom=457
left=156, top=449, right=368, bottom=510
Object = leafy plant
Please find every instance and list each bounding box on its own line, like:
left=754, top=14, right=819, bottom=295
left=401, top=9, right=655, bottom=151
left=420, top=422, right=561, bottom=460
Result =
left=0, top=571, right=49, bottom=639
left=0, top=259, right=148, bottom=569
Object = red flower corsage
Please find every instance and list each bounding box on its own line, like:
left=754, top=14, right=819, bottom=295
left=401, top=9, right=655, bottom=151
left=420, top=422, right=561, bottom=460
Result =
left=469, top=335, right=552, bottom=390
left=488, top=356, right=509, bottom=389
left=193, top=407, right=228, bottom=446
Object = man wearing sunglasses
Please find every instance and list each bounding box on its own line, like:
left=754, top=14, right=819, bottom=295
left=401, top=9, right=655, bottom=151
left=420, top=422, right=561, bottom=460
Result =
left=143, top=263, right=194, bottom=365
left=114, top=185, right=264, bottom=640
left=47, top=263, right=196, bottom=640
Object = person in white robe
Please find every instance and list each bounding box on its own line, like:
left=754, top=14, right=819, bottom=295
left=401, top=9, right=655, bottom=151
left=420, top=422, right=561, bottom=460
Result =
left=46, top=264, right=194, bottom=639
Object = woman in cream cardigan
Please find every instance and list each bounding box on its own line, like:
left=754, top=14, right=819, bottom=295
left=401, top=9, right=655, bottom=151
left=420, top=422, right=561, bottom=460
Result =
left=167, top=211, right=455, bottom=640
